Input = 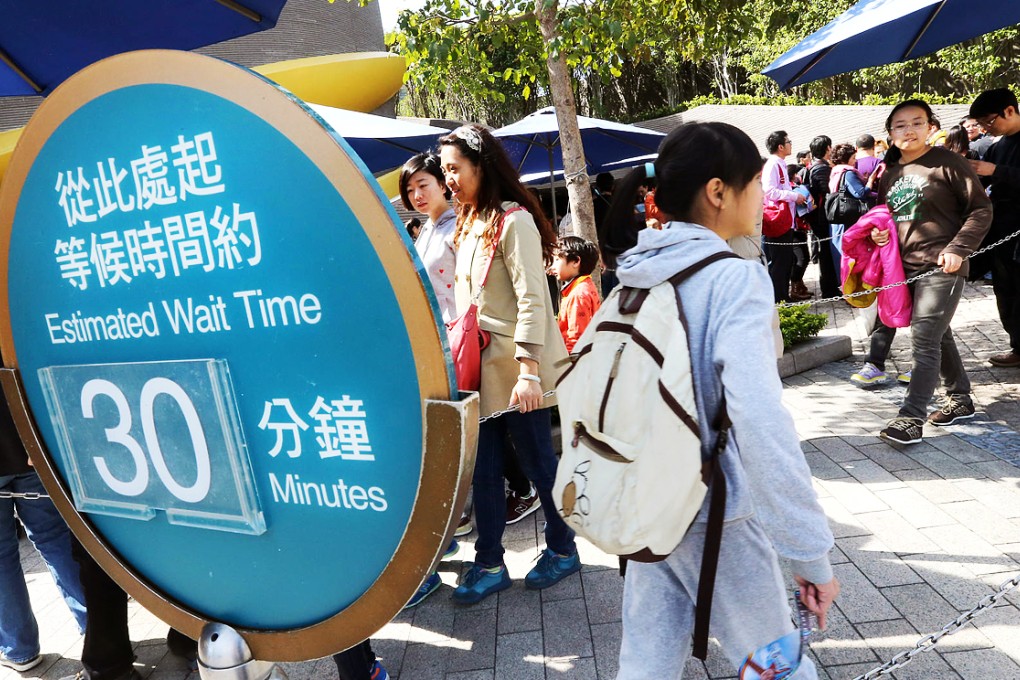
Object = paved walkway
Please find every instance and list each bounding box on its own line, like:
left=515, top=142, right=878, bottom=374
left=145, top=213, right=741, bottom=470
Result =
left=6, top=279, right=1020, bottom=680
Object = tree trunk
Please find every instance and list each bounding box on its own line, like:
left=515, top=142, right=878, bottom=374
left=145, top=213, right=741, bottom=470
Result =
left=535, top=0, right=600, bottom=290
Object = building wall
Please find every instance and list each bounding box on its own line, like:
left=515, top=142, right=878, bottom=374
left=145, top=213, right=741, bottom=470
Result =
left=0, top=0, right=386, bottom=132
left=638, top=104, right=972, bottom=157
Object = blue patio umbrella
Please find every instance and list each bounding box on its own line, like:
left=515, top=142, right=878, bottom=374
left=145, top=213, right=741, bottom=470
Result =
left=0, top=0, right=288, bottom=96
left=493, top=107, right=664, bottom=221
left=763, top=0, right=1020, bottom=90
left=307, top=104, right=448, bottom=174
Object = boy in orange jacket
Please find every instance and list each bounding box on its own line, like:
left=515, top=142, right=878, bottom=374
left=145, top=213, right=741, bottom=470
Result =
left=551, top=236, right=602, bottom=353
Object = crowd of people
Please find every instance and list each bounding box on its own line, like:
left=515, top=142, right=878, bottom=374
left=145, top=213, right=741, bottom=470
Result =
left=760, top=89, right=1020, bottom=446
left=7, top=89, right=1020, bottom=680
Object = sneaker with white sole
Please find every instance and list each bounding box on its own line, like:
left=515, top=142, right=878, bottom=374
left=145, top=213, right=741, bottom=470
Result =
left=896, top=370, right=911, bottom=384
left=928, top=394, right=975, bottom=427
left=454, top=512, right=473, bottom=537
left=880, top=417, right=925, bottom=445
left=0, top=653, right=42, bottom=673
left=851, top=362, right=888, bottom=387
left=506, top=485, right=541, bottom=525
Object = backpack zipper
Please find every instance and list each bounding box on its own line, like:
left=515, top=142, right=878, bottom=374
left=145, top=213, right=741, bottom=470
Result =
left=598, top=343, right=626, bottom=431
left=571, top=422, right=630, bottom=463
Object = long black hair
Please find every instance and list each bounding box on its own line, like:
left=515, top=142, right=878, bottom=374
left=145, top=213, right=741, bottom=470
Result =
left=398, top=152, right=450, bottom=211
left=603, top=122, right=762, bottom=236
left=883, top=98, right=935, bottom=166
left=438, top=125, right=556, bottom=264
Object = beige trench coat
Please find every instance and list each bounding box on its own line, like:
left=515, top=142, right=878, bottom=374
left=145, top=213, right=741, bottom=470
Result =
left=454, top=202, right=567, bottom=417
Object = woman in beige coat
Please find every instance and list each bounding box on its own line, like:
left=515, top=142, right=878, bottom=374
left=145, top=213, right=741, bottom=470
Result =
left=439, top=125, right=578, bottom=605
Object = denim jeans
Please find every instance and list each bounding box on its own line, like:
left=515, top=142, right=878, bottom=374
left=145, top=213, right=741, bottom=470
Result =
left=0, top=472, right=87, bottom=663
left=900, top=272, right=970, bottom=420
left=472, top=408, right=575, bottom=568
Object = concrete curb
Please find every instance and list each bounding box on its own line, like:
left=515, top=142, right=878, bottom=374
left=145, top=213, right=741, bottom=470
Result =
left=778, top=334, right=852, bottom=378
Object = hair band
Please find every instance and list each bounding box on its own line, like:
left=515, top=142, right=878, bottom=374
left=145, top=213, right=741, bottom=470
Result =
left=645, top=162, right=655, bottom=179
left=453, top=126, right=482, bottom=153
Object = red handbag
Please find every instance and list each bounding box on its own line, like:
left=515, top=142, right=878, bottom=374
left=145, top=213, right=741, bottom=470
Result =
left=446, top=207, right=524, bottom=391
left=761, top=200, right=793, bottom=238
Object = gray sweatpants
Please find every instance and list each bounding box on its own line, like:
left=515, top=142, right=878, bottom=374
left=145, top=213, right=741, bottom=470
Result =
left=617, top=516, right=818, bottom=679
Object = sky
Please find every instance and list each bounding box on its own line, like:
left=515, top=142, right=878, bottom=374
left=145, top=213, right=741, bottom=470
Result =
left=376, top=0, right=426, bottom=32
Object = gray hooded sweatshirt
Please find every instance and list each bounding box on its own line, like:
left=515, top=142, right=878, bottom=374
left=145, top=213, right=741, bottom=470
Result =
left=616, top=222, right=833, bottom=584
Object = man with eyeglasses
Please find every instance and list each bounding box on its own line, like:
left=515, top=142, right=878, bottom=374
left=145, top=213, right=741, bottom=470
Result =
left=969, top=88, right=1020, bottom=368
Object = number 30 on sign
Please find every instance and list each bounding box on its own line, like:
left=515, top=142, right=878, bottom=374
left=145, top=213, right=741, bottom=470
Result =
left=39, top=359, right=265, bottom=535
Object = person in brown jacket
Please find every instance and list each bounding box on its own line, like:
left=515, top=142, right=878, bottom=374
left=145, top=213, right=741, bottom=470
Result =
left=439, top=125, right=578, bottom=605
left=874, top=99, right=992, bottom=445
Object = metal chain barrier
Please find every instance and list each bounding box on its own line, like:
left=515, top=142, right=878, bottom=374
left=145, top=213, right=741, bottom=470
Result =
left=0, top=490, right=49, bottom=500
left=763, top=233, right=837, bottom=246
left=851, top=572, right=1020, bottom=680
left=478, top=389, right=556, bottom=423
left=777, top=226, right=1020, bottom=310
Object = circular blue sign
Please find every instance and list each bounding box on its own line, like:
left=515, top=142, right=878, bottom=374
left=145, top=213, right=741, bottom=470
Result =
left=0, top=51, right=456, bottom=644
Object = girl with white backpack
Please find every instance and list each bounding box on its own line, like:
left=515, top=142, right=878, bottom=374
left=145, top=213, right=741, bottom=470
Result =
left=602, top=123, right=839, bottom=679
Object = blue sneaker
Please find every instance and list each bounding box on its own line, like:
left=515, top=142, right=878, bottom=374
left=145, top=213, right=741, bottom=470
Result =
left=444, top=539, right=460, bottom=559
left=370, top=660, right=389, bottom=680
left=452, top=564, right=511, bottom=604
left=404, top=572, right=442, bottom=609
left=525, top=548, right=581, bottom=589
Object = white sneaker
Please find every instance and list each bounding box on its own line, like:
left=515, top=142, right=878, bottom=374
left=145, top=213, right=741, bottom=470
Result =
left=0, top=653, right=42, bottom=673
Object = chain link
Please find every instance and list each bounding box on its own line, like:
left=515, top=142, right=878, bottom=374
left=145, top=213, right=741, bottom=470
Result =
left=0, top=490, right=49, bottom=500
left=763, top=234, right=836, bottom=246
left=478, top=389, right=557, bottom=423
left=852, top=572, right=1020, bottom=680
left=776, top=225, right=1020, bottom=310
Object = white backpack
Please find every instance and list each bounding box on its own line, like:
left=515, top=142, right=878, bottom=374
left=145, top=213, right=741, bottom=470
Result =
left=553, top=252, right=736, bottom=660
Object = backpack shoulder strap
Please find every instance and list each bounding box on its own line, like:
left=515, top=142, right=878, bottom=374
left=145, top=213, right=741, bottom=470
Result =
left=667, top=251, right=741, bottom=288
left=617, top=251, right=741, bottom=315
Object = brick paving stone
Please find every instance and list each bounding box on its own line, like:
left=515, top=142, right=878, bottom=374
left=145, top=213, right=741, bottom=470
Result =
left=857, top=442, right=924, bottom=472
left=589, top=621, right=621, bottom=680
left=853, top=620, right=961, bottom=679
left=496, top=584, right=543, bottom=635
left=881, top=584, right=994, bottom=653
left=812, top=437, right=869, bottom=463
left=448, top=672, right=493, bottom=680
left=942, top=648, right=1020, bottom=679
left=857, top=510, right=940, bottom=555
left=817, top=478, right=890, bottom=514
left=970, top=604, right=1020, bottom=668
left=447, top=607, right=497, bottom=673
left=838, top=458, right=907, bottom=490
left=578, top=570, right=623, bottom=627
left=871, top=487, right=956, bottom=529
left=905, top=450, right=983, bottom=481
left=541, top=598, right=593, bottom=662
left=817, top=496, right=872, bottom=539
left=804, top=450, right=850, bottom=481
left=837, top=535, right=924, bottom=588
left=903, top=554, right=1005, bottom=611
left=809, top=602, right=880, bottom=667
left=919, top=525, right=1020, bottom=576
left=892, top=466, right=975, bottom=504
left=830, top=563, right=900, bottom=623
left=928, top=435, right=1001, bottom=464
left=952, top=478, right=1020, bottom=519
left=939, top=500, right=1020, bottom=546
left=493, top=631, right=544, bottom=680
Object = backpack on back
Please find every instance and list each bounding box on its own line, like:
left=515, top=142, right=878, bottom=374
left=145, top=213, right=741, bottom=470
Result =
left=553, top=251, right=736, bottom=660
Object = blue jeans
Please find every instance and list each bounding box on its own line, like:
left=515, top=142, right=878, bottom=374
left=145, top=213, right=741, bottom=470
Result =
left=0, top=471, right=87, bottom=663
left=900, top=272, right=970, bottom=420
left=472, top=408, right=575, bottom=568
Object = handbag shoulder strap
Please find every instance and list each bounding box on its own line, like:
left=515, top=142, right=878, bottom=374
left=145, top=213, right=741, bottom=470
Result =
left=476, top=206, right=526, bottom=292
